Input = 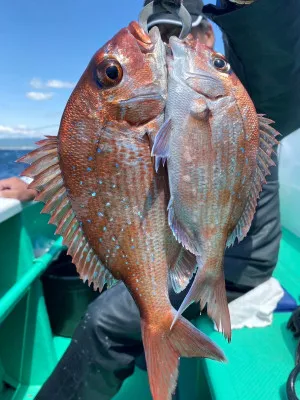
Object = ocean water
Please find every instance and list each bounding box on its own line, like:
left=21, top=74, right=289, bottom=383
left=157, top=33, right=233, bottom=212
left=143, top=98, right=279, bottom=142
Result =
left=0, top=137, right=41, bottom=180
left=0, top=149, right=30, bottom=180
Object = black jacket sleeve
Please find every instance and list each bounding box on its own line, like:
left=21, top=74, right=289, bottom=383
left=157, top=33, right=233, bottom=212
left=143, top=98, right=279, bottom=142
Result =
left=204, top=0, right=300, bottom=137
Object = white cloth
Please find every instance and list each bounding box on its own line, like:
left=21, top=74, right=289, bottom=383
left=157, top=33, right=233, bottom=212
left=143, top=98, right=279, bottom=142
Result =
left=214, top=277, right=284, bottom=331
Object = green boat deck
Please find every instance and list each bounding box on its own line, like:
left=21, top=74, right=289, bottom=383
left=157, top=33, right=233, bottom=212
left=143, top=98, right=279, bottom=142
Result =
left=0, top=199, right=299, bottom=400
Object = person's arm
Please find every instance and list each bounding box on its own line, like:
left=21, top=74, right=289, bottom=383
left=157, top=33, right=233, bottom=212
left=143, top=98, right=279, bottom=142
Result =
left=204, top=0, right=300, bottom=137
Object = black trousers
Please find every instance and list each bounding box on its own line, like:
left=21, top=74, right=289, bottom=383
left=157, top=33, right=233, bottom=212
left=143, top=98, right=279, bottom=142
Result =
left=36, top=166, right=280, bottom=400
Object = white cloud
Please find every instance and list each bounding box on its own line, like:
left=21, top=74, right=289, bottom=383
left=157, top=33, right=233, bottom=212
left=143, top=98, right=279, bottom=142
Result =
left=29, top=77, right=75, bottom=90
left=0, top=125, right=35, bottom=135
left=0, top=123, right=58, bottom=138
left=46, top=79, right=75, bottom=89
left=26, top=91, right=54, bottom=101
left=30, top=78, right=44, bottom=89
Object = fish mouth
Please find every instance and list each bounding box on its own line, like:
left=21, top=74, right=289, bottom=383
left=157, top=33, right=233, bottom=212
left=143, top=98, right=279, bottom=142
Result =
left=168, top=36, right=186, bottom=59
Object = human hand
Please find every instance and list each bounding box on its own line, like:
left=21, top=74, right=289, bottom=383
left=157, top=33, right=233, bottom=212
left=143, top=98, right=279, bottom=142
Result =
left=0, top=177, right=37, bottom=202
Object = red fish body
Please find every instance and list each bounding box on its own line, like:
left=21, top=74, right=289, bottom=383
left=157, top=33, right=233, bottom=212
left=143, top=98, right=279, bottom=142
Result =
left=153, top=37, right=279, bottom=341
left=19, top=24, right=224, bottom=400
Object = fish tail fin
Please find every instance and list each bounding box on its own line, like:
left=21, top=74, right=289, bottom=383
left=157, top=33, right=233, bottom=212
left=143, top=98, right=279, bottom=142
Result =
left=172, top=257, right=231, bottom=342
left=142, top=311, right=225, bottom=400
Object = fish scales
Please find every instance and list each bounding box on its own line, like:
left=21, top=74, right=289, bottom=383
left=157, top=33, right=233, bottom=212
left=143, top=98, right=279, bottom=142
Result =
left=18, top=23, right=224, bottom=400
left=152, top=36, right=279, bottom=341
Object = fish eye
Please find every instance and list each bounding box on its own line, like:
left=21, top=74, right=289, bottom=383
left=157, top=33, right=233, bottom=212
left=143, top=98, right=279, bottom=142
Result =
left=212, top=55, right=230, bottom=73
left=96, top=58, right=123, bottom=89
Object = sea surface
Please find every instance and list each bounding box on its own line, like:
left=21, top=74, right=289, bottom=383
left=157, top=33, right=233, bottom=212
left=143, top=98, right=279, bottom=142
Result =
left=0, top=137, right=41, bottom=180
left=0, top=150, right=31, bottom=180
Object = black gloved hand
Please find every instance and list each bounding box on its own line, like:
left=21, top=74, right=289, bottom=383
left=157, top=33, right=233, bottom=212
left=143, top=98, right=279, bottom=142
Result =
left=287, top=306, right=300, bottom=338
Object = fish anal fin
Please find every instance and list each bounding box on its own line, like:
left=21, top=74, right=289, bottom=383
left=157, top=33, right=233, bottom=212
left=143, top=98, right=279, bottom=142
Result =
left=227, top=114, right=280, bottom=247
left=19, top=136, right=119, bottom=293
left=172, top=257, right=231, bottom=342
left=151, top=118, right=172, bottom=172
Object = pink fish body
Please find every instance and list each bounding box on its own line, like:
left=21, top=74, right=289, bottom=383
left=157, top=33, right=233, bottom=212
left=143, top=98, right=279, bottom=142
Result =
left=152, top=36, right=279, bottom=341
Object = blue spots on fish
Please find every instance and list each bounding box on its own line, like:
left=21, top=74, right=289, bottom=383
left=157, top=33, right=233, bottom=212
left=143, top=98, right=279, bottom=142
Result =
left=112, top=184, right=116, bottom=189
left=88, top=156, right=93, bottom=161
left=115, top=245, right=120, bottom=250
left=87, top=219, right=91, bottom=223
left=112, top=236, right=116, bottom=242
left=91, top=192, right=96, bottom=197
left=106, top=202, right=111, bottom=207
left=103, top=226, right=107, bottom=232
left=98, top=212, right=104, bottom=217
left=99, top=238, right=103, bottom=243
left=131, top=245, right=135, bottom=249
left=87, top=167, right=92, bottom=172
left=236, top=172, right=241, bottom=177
left=115, top=163, right=119, bottom=168
left=80, top=181, right=83, bottom=185
left=240, top=147, right=245, bottom=153
left=245, top=157, right=249, bottom=165
left=242, top=176, right=246, bottom=184
left=97, top=148, right=102, bottom=153
left=98, top=180, right=103, bottom=185
left=72, top=166, right=76, bottom=171
left=93, top=271, right=98, bottom=278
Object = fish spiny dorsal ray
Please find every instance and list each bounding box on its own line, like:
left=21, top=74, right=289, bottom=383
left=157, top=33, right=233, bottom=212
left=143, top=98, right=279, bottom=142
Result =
left=17, top=136, right=118, bottom=291
left=226, top=115, right=280, bottom=247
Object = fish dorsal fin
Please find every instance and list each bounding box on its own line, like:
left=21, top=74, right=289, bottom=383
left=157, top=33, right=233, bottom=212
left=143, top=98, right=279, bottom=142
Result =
left=151, top=118, right=172, bottom=172
left=18, top=136, right=118, bottom=291
left=226, top=114, right=280, bottom=247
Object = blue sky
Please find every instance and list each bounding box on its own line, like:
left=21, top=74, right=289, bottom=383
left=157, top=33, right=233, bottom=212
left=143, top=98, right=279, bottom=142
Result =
left=0, top=0, right=223, bottom=139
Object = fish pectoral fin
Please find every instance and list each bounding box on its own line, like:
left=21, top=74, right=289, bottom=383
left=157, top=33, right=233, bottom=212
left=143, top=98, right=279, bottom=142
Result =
left=142, top=311, right=225, bottom=400
left=18, top=136, right=119, bottom=293
left=172, top=257, right=232, bottom=342
left=169, top=247, right=198, bottom=293
left=226, top=114, right=280, bottom=247
left=151, top=118, right=172, bottom=172
left=168, top=197, right=203, bottom=255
